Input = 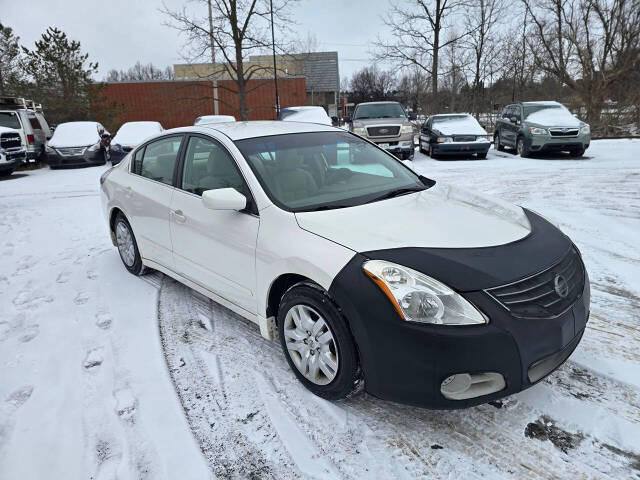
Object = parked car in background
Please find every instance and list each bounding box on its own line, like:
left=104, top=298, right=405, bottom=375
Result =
left=347, top=101, right=415, bottom=160
left=0, top=126, right=27, bottom=177
left=0, top=97, right=51, bottom=163
left=194, top=115, right=236, bottom=126
left=279, top=106, right=332, bottom=126
left=494, top=101, right=590, bottom=157
left=46, top=121, right=110, bottom=169
left=101, top=121, right=589, bottom=409
left=110, top=121, right=164, bottom=165
left=419, top=114, right=491, bottom=160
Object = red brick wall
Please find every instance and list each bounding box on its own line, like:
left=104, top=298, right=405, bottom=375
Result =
left=104, top=77, right=306, bottom=129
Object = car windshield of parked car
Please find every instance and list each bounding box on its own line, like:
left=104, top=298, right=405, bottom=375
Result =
left=235, top=131, right=426, bottom=212
left=353, top=103, right=406, bottom=120
left=432, top=115, right=487, bottom=135
left=0, top=112, right=21, bottom=129
left=113, top=122, right=163, bottom=146
left=524, top=105, right=580, bottom=126
left=48, top=122, right=100, bottom=148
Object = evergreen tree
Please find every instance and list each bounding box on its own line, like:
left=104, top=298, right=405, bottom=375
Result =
left=0, top=23, right=22, bottom=95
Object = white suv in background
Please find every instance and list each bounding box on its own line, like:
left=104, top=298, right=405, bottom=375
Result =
left=0, top=97, right=51, bottom=162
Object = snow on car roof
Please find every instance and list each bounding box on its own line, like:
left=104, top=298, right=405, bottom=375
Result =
left=431, top=114, right=487, bottom=135
left=112, top=121, right=163, bottom=146
left=194, top=115, right=236, bottom=125
left=169, top=121, right=338, bottom=140
left=280, top=106, right=332, bottom=126
left=48, top=121, right=104, bottom=148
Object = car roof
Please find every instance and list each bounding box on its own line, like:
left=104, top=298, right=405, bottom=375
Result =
left=515, top=101, right=563, bottom=107
left=165, top=120, right=338, bottom=141
left=430, top=113, right=470, bottom=117
left=356, top=101, right=400, bottom=106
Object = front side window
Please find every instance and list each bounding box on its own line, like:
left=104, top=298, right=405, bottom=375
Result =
left=138, top=136, right=183, bottom=185
left=0, top=112, right=22, bottom=129
left=181, top=136, right=246, bottom=196
left=235, top=131, right=427, bottom=212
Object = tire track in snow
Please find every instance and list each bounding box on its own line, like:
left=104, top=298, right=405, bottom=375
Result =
left=158, top=275, right=640, bottom=480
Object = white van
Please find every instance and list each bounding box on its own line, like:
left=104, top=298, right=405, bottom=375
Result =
left=0, top=97, right=51, bottom=163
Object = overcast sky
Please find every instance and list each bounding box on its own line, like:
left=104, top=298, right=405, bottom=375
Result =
left=4, top=0, right=390, bottom=81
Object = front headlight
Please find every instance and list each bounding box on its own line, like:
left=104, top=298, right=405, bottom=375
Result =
left=436, top=137, right=453, bottom=143
left=401, top=125, right=414, bottom=135
left=580, top=125, right=590, bottom=135
left=363, top=260, right=487, bottom=325
left=529, top=126, right=547, bottom=135
left=353, top=127, right=366, bottom=136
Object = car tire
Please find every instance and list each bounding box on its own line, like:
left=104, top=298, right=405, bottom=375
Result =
left=114, top=212, right=145, bottom=276
left=419, top=139, right=427, bottom=154
left=477, top=152, right=488, bottom=159
left=516, top=137, right=531, bottom=158
left=494, top=132, right=505, bottom=152
left=278, top=283, right=362, bottom=400
left=429, top=144, right=440, bottom=160
left=0, top=169, right=14, bottom=177
left=569, top=147, right=585, bottom=158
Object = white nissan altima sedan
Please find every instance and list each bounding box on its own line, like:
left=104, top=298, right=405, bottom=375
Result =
left=100, top=121, right=589, bottom=408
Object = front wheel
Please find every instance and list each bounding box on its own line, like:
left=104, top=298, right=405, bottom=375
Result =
left=114, top=212, right=145, bottom=275
left=516, top=137, right=531, bottom=158
left=494, top=132, right=505, bottom=151
left=0, top=169, right=14, bottom=177
left=569, top=147, right=585, bottom=157
left=429, top=144, right=440, bottom=160
left=278, top=284, right=361, bottom=400
left=477, top=152, right=488, bottom=159
left=419, top=139, right=427, bottom=154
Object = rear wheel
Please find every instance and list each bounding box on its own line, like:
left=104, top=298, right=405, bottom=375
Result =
left=516, top=137, right=531, bottom=158
left=278, top=284, right=361, bottom=400
left=114, top=212, right=145, bottom=276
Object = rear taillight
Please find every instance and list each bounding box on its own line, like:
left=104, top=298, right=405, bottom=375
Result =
left=27, top=134, right=35, bottom=144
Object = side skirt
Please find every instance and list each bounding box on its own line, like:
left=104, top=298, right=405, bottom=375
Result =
left=143, top=258, right=276, bottom=341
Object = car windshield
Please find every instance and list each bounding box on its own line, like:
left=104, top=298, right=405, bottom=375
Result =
left=0, top=112, right=21, bottom=129
left=432, top=115, right=468, bottom=124
left=523, top=105, right=562, bottom=117
left=235, top=131, right=427, bottom=212
left=353, top=103, right=406, bottom=120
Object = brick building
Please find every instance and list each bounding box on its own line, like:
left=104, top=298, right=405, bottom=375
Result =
left=103, top=76, right=306, bottom=130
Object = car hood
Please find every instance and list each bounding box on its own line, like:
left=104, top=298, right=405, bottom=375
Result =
left=295, top=183, right=531, bottom=252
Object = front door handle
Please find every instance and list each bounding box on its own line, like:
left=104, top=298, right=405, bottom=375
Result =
left=172, top=209, right=186, bottom=223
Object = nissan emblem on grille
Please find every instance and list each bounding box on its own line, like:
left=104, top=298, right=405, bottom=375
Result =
left=554, top=274, right=569, bottom=298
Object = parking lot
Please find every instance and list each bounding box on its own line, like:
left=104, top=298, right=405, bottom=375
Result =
left=1, top=139, right=638, bottom=479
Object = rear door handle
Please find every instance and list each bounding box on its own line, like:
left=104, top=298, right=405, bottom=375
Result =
left=172, top=209, right=186, bottom=223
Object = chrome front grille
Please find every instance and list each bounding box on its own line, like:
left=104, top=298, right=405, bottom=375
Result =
left=549, top=128, right=579, bottom=137
left=56, top=147, right=86, bottom=156
left=486, top=247, right=585, bottom=319
left=0, top=133, right=21, bottom=149
left=366, top=125, right=401, bottom=138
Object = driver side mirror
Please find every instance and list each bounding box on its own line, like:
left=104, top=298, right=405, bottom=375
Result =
left=202, top=188, right=247, bottom=211
left=510, top=116, right=520, bottom=125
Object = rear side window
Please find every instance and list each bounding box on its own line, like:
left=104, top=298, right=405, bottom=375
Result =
left=138, top=136, right=183, bottom=185
left=0, top=112, right=21, bottom=129
left=29, top=116, right=41, bottom=130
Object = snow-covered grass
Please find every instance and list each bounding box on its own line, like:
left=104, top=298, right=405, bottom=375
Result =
left=1, top=139, right=639, bottom=479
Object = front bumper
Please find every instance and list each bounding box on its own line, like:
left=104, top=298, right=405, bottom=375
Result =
left=1, top=149, right=27, bottom=170
left=47, top=149, right=106, bottom=168
left=528, top=134, right=590, bottom=152
left=369, top=137, right=414, bottom=159
left=329, top=214, right=590, bottom=409
left=432, top=141, right=491, bottom=155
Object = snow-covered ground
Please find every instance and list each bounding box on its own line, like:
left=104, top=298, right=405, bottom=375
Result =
left=1, top=139, right=639, bottom=479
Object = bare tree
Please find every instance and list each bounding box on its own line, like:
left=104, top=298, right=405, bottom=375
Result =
left=441, top=31, right=470, bottom=111
left=463, top=0, right=505, bottom=116
left=348, top=66, right=396, bottom=105
left=105, top=62, right=174, bottom=82
left=300, top=31, right=320, bottom=54
left=374, top=0, right=470, bottom=100
left=161, top=0, right=296, bottom=120
left=522, top=0, right=640, bottom=127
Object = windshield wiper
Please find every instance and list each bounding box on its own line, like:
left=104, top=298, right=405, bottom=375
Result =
left=365, top=186, right=425, bottom=204
left=299, top=204, right=354, bottom=212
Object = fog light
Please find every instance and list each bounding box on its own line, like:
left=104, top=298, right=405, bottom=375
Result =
left=440, top=372, right=505, bottom=400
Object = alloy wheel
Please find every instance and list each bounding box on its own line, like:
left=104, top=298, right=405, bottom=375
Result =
left=283, top=304, right=339, bottom=385
left=115, top=221, right=136, bottom=267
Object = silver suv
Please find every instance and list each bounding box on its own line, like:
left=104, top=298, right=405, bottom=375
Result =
left=494, top=101, right=590, bottom=157
left=348, top=101, right=415, bottom=160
